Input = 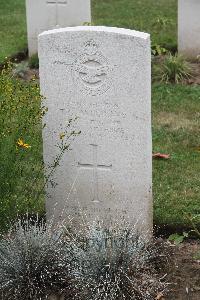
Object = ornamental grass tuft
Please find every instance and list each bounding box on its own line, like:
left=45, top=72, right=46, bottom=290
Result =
left=0, top=219, right=78, bottom=300
left=64, top=222, right=172, bottom=300
left=161, top=53, right=192, bottom=83
left=0, top=219, right=172, bottom=300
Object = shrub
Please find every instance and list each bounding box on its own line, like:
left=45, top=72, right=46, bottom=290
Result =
left=0, top=219, right=77, bottom=300
left=0, top=219, right=172, bottom=300
left=161, top=53, right=192, bottom=83
left=66, top=222, right=171, bottom=300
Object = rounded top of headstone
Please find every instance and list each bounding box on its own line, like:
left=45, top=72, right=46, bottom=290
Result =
left=39, top=26, right=150, bottom=41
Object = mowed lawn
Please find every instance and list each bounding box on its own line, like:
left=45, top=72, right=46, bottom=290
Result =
left=0, top=0, right=200, bottom=231
left=92, top=0, right=177, bottom=49
left=0, top=0, right=177, bottom=63
left=0, top=0, right=27, bottom=63
left=153, top=84, right=200, bottom=228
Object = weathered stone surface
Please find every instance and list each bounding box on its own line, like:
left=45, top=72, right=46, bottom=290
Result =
left=26, top=0, right=91, bottom=56
left=39, top=26, right=152, bottom=232
left=178, top=0, right=200, bottom=59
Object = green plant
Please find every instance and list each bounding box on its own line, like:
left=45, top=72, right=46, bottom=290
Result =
left=168, top=214, right=200, bottom=246
left=152, top=44, right=168, bottom=56
left=153, top=16, right=172, bottom=30
left=168, top=232, right=188, bottom=245
left=28, top=54, right=39, bottom=69
left=0, top=219, right=77, bottom=300
left=184, top=213, right=200, bottom=239
left=0, top=63, right=44, bottom=231
left=161, top=53, right=192, bottom=83
left=0, top=64, right=80, bottom=232
left=183, top=214, right=200, bottom=261
left=47, top=117, right=81, bottom=183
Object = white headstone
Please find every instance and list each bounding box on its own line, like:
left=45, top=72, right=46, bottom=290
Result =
left=178, top=0, right=200, bottom=59
left=39, top=26, right=152, bottom=232
left=26, top=0, right=91, bottom=56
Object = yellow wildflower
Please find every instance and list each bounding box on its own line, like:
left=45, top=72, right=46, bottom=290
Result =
left=16, top=138, right=31, bottom=149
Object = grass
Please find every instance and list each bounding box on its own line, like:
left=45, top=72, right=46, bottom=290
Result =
left=0, top=73, right=199, bottom=231
left=0, top=0, right=27, bottom=63
left=153, top=84, right=200, bottom=228
left=0, top=0, right=177, bottom=64
left=92, top=0, right=177, bottom=50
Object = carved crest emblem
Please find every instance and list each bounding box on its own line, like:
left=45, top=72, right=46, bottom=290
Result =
left=73, top=40, right=111, bottom=96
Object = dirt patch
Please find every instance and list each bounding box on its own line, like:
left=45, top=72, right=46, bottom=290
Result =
left=187, top=62, right=200, bottom=85
left=13, top=63, right=39, bottom=81
left=166, top=241, right=200, bottom=300
left=23, top=68, right=39, bottom=81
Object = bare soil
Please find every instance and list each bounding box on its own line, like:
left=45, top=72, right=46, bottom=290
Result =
left=187, top=62, right=200, bottom=85
left=16, top=66, right=39, bottom=81
left=166, top=241, right=200, bottom=300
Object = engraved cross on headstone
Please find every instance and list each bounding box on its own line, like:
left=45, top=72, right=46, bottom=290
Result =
left=46, top=0, right=68, bottom=27
left=78, top=144, right=112, bottom=203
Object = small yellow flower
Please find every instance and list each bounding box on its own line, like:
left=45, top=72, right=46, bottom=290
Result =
left=59, top=133, right=65, bottom=140
left=16, top=138, right=31, bottom=149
